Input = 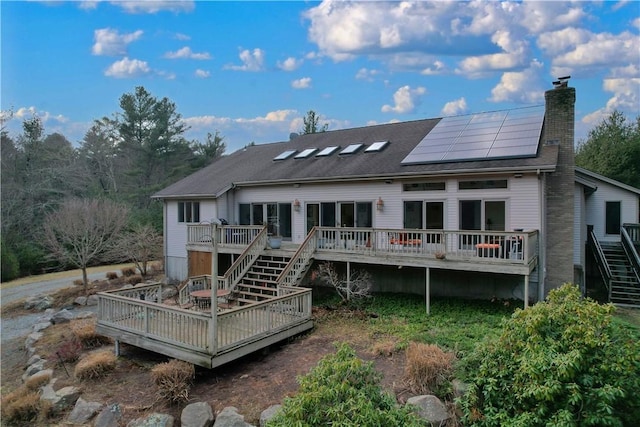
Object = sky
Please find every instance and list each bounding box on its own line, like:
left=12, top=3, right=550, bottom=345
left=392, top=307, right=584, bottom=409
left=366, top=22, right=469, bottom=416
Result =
left=1, top=0, right=639, bottom=154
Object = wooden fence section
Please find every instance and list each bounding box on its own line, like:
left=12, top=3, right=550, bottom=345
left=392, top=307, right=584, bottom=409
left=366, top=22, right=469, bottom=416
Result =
left=96, top=285, right=312, bottom=368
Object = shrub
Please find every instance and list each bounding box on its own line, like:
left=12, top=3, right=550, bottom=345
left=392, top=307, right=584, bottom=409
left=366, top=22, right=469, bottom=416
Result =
left=121, top=266, right=136, bottom=277
left=459, top=284, right=640, bottom=426
left=1, top=388, right=41, bottom=425
left=71, top=319, right=111, bottom=348
left=151, top=359, right=195, bottom=404
left=53, top=337, right=83, bottom=362
left=106, top=271, right=118, bottom=280
left=73, top=279, right=84, bottom=287
left=24, top=371, right=52, bottom=391
left=126, top=274, right=143, bottom=285
left=404, top=342, right=455, bottom=396
left=267, top=343, right=424, bottom=427
left=1, top=239, right=20, bottom=282
left=74, top=350, right=117, bottom=380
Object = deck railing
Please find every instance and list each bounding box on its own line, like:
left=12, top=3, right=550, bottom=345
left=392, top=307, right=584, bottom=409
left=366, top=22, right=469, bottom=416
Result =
left=108, top=282, right=165, bottom=302
left=223, top=227, right=269, bottom=292
left=97, top=285, right=312, bottom=357
left=216, top=286, right=312, bottom=352
left=97, top=291, right=211, bottom=352
left=187, top=224, right=263, bottom=247
left=276, top=227, right=318, bottom=289
left=315, top=227, right=537, bottom=264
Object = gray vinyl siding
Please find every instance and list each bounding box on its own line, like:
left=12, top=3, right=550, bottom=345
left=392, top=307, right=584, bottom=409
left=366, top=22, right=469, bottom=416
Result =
left=585, top=180, right=639, bottom=242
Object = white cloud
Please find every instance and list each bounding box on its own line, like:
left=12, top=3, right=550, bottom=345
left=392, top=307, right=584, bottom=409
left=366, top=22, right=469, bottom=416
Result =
left=355, top=67, right=381, bottom=81
left=14, top=106, right=68, bottom=124
left=421, top=60, right=445, bottom=75
left=164, top=46, right=211, bottom=60
left=539, top=29, right=640, bottom=78
left=175, top=32, right=190, bottom=41
left=277, top=57, right=303, bottom=71
left=78, top=1, right=99, bottom=10
left=381, top=85, right=426, bottom=114
left=582, top=78, right=640, bottom=125
left=104, top=57, right=151, bottom=78
left=489, top=60, right=545, bottom=104
left=224, top=48, right=265, bottom=72
left=195, top=69, right=210, bottom=78
left=291, top=77, right=312, bottom=89
left=457, top=31, right=528, bottom=76
left=111, top=1, right=195, bottom=14
left=441, top=98, right=468, bottom=116
left=92, top=28, right=143, bottom=56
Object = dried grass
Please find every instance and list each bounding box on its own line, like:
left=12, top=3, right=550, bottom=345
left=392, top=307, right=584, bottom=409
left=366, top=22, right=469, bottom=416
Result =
left=404, top=342, right=455, bottom=395
left=151, top=359, right=195, bottom=404
left=106, top=271, right=118, bottom=280
left=126, top=274, right=143, bottom=285
left=74, top=350, right=117, bottom=380
left=1, top=387, right=41, bottom=425
left=24, top=371, right=52, bottom=391
left=73, top=279, right=84, bottom=286
left=370, top=338, right=398, bottom=357
left=71, top=319, right=112, bottom=348
left=121, top=267, right=136, bottom=277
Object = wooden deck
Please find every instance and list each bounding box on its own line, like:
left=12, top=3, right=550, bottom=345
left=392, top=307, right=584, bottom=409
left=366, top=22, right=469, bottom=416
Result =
left=96, top=283, right=313, bottom=368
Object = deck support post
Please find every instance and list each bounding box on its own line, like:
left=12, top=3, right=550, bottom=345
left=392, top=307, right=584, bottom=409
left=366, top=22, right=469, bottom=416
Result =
left=425, top=267, right=431, bottom=315
left=114, top=340, right=120, bottom=356
left=524, top=274, right=529, bottom=309
left=346, top=261, right=351, bottom=302
left=210, top=223, right=218, bottom=355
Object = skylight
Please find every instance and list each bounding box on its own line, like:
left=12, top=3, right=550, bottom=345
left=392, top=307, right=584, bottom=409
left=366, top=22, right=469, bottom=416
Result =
left=339, top=143, right=364, bottom=155
left=294, top=148, right=317, bottom=159
left=274, top=150, right=296, bottom=161
left=316, top=146, right=340, bottom=157
left=364, top=141, right=389, bottom=153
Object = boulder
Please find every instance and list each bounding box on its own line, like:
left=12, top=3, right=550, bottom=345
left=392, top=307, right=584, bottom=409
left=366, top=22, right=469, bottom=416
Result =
left=25, top=295, right=53, bottom=310
left=181, top=402, right=214, bottom=427
left=40, top=385, right=81, bottom=411
left=23, top=360, right=46, bottom=380
left=51, top=309, right=74, bottom=324
left=33, top=321, right=51, bottom=332
left=24, top=331, right=43, bottom=348
left=126, top=412, right=174, bottom=427
left=87, top=294, right=100, bottom=305
left=67, top=397, right=103, bottom=425
left=259, top=404, right=282, bottom=427
left=94, top=403, right=123, bottom=427
left=74, top=296, right=88, bottom=306
left=213, top=406, right=254, bottom=427
left=26, top=354, right=43, bottom=366
left=24, top=368, right=52, bottom=385
left=406, top=395, right=450, bottom=425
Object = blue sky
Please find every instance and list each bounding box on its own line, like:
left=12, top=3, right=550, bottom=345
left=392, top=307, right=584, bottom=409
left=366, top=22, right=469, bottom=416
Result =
left=2, top=1, right=639, bottom=154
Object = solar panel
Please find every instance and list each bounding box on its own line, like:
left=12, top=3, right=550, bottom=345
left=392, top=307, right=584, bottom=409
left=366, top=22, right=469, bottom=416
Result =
left=316, top=146, right=340, bottom=157
left=401, top=105, right=544, bottom=165
left=294, top=148, right=317, bottom=159
left=340, top=143, right=364, bottom=155
left=364, top=141, right=389, bottom=152
left=274, top=150, right=296, bottom=161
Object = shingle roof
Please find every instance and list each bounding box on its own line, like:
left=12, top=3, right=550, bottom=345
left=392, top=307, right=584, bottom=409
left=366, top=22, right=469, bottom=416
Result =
left=153, top=117, right=559, bottom=199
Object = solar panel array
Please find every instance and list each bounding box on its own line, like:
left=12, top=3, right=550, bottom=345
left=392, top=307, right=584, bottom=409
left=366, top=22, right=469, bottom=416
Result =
left=401, top=106, right=544, bottom=165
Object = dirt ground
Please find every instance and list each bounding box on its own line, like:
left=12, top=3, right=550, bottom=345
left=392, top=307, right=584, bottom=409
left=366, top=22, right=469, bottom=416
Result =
left=1, top=281, right=410, bottom=426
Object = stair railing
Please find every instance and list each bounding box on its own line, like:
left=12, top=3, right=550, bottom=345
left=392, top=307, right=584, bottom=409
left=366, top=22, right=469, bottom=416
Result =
left=621, top=225, right=640, bottom=284
left=276, top=227, right=318, bottom=291
left=221, top=226, right=268, bottom=293
left=587, top=225, right=612, bottom=300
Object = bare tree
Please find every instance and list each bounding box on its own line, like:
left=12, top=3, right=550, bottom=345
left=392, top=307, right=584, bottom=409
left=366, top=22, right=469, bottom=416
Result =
left=113, top=224, right=163, bottom=277
left=43, top=198, right=129, bottom=292
left=315, top=262, right=372, bottom=304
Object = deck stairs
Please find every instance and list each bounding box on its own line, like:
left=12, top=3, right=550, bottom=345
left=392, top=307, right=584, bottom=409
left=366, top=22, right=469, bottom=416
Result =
left=229, top=254, right=292, bottom=306
left=602, top=242, right=640, bottom=306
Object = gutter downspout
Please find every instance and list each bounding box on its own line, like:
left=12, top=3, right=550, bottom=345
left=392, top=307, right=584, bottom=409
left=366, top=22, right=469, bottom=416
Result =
left=538, top=169, right=547, bottom=302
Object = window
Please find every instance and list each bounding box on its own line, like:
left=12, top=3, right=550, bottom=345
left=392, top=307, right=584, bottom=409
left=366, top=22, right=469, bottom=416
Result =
left=249, top=203, right=292, bottom=238
left=306, top=202, right=338, bottom=232
left=178, top=201, right=200, bottom=223
left=605, top=201, right=621, bottom=235
left=403, top=182, right=446, bottom=191
left=339, top=202, right=372, bottom=227
left=459, top=180, right=508, bottom=190
left=459, top=200, right=505, bottom=231
left=239, top=204, right=251, bottom=225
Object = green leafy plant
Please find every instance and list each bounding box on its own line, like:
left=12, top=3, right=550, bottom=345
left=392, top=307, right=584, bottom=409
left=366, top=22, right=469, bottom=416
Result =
left=459, top=284, right=640, bottom=426
left=267, top=342, right=425, bottom=427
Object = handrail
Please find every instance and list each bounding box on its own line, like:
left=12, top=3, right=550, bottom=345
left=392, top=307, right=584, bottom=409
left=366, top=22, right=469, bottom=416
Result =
left=621, top=226, right=640, bottom=283
left=222, top=227, right=268, bottom=292
left=587, top=226, right=612, bottom=297
left=275, top=227, right=318, bottom=289
left=623, top=223, right=640, bottom=246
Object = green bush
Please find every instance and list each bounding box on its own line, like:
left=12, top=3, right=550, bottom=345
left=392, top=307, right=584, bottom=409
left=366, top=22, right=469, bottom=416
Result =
left=459, top=284, right=640, bottom=426
left=267, top=343, right=425, bottom=427
left=1, top=239, right=20, bottom=282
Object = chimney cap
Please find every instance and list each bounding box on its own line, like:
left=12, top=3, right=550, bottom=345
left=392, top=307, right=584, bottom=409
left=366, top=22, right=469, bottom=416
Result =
left=553, top=75, right=571, bottom=88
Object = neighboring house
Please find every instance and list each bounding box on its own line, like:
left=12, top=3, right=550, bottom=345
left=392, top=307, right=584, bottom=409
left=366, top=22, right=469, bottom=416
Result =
left=153, top=80, right=640, bottom=306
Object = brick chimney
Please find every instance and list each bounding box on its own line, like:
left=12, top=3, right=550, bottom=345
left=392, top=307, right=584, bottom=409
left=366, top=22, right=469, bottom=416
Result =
left=543, top=78, right=576, bottom=295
